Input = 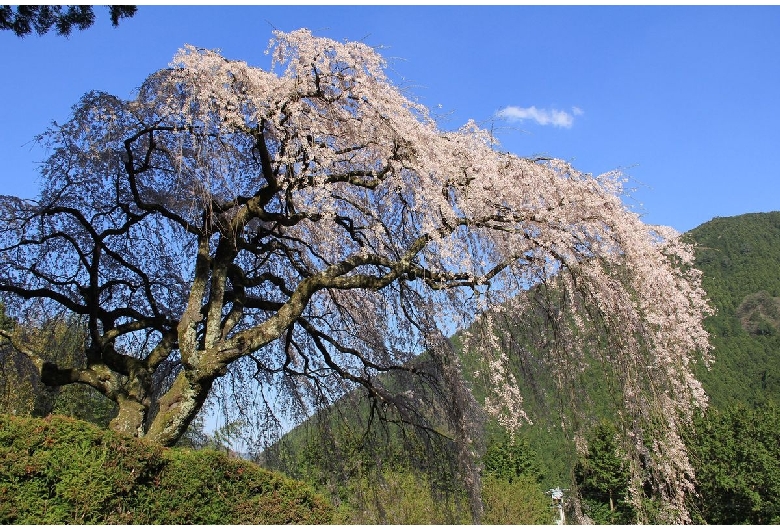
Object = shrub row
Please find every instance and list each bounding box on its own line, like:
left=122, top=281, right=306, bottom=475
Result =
left=0, top=414, right=332, bottom=524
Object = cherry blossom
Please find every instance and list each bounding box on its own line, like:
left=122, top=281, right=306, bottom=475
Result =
left=0, top=29, right=711, bottom=522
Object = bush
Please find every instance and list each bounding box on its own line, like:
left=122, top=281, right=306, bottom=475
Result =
left=333, top=469, right=472, bottom=524
left=0, top=414, right=332, bottom=524
left=481, top=474, right=553, bottom=524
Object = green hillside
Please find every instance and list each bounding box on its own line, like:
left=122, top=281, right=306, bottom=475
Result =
left=686, top=211, right=780, bottom=407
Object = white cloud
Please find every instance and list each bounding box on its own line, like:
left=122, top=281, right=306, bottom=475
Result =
left=496, top=105, right=582, bottom=128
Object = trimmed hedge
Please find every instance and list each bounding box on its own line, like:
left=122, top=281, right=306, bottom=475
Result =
left=0, top=414, right=332, bottom=524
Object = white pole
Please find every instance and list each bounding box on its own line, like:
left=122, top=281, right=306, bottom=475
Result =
left=547, top=488, right=565, bottom=525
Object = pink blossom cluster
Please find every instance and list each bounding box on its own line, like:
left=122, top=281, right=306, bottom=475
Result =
left=0, top=30, right=713, bottom=520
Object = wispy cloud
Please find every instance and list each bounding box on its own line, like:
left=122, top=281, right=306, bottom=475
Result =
left=496, top=106, right=582, bottom=128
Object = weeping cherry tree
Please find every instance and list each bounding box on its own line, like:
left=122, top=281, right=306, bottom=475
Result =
left=0, top=29, right=711, bottom=522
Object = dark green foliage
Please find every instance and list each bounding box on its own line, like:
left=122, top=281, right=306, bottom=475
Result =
left=677, top=212, right=780, bottom=522
left=564, top=212, right=780, bottom=524
left=575, top=420, right=635, bottom=524
left=0, top=414, right=332, bottom=524
left=483, top=434, right=541, bottom=482
left=0, top=414, right=165, bottom=524
left=269, top=420, right=555, bottom=524
left=459, top=330, right=579, bottom=490
left=688, top=212, right=780, bottom=310
left=685, top=402, right=780, bottom=524
left=133, top=448, right=332, bottom=524
left=0, top=5, right=136, bottom=37
left=687, top=212, right=780, bottom=407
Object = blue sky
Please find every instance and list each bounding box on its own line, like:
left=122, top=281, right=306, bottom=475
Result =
left=1, top=5, right=778, bottom=233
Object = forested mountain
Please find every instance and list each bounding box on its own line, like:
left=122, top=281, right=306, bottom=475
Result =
left=686, top=212, right=780, bottom=407
left=679, top=212, right=780, bottom=525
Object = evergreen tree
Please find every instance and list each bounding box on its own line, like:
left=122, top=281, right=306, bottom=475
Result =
left=0, top=5, right=136, bottom=37
left=575, top=420, right=635, bottom=524
left=686, top=403, right=780, bottom=524
left=483, top=435, right=540, bottom=482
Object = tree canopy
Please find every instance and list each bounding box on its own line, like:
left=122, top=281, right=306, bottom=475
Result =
left=0, top=29, right=712, bottom=522
left=685, top=402, right=780, bottom=524
left=0, top=5, right=136, bottom=38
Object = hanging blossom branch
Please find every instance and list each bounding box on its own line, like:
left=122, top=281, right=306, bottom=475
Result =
left=0, top=29, right=711, bottom=522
